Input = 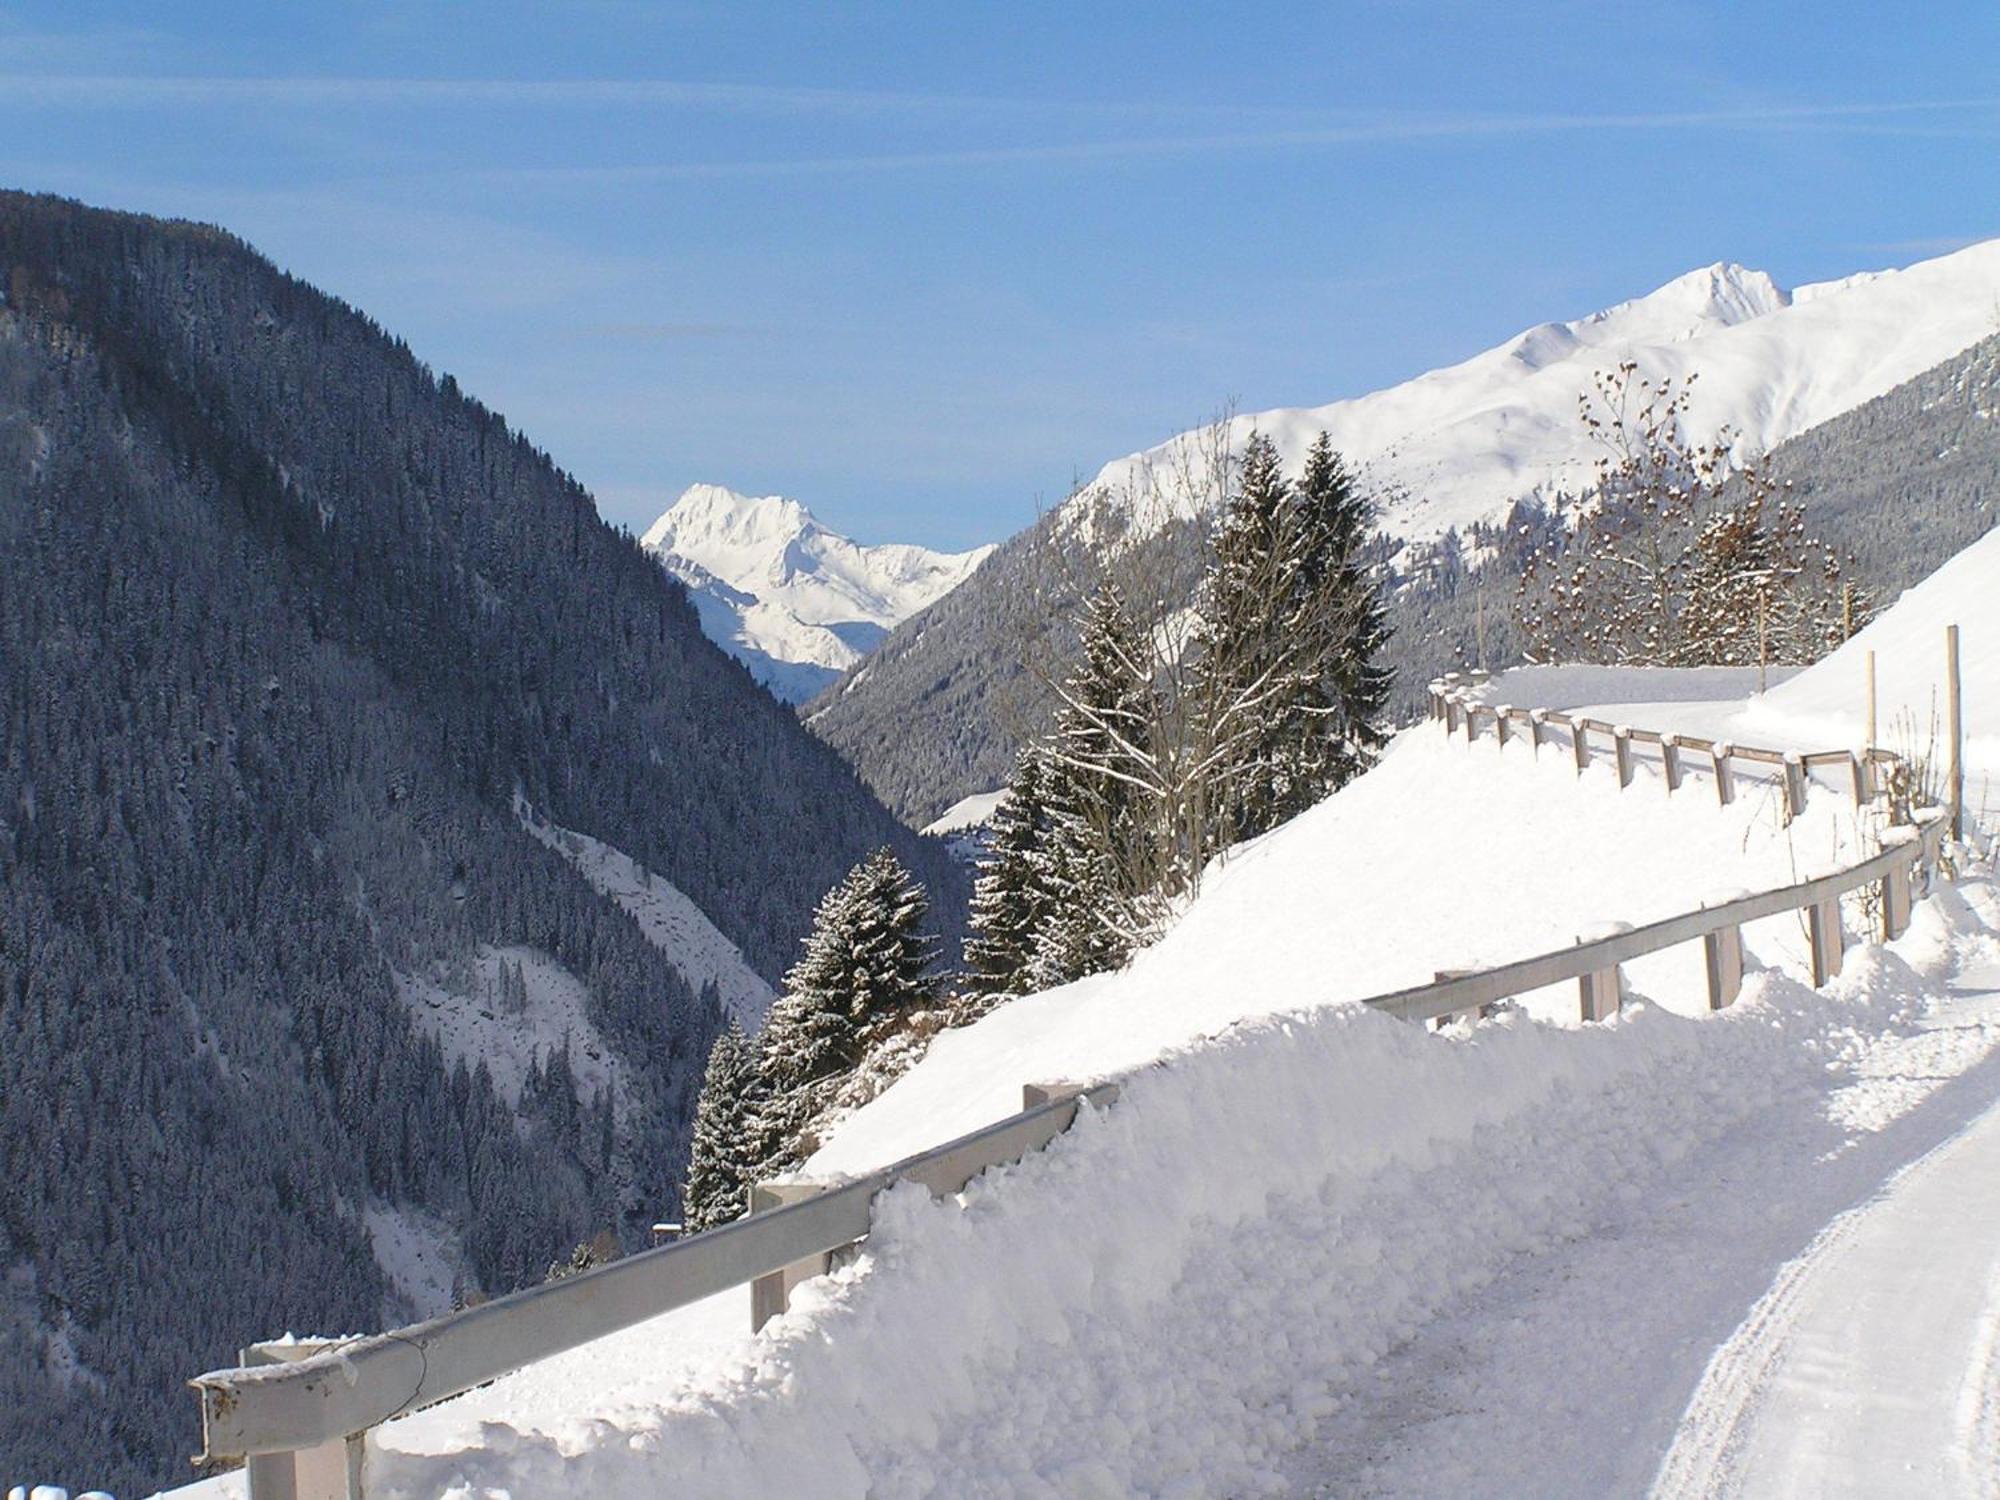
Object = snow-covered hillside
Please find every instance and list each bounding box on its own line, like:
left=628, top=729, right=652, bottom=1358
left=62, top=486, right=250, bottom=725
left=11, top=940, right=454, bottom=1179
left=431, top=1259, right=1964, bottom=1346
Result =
left=641, top=484, right=995, bottom=702
left=1079, top=238, right=2000, bottom=551
left=277, top=528, right=1999, bottom=1497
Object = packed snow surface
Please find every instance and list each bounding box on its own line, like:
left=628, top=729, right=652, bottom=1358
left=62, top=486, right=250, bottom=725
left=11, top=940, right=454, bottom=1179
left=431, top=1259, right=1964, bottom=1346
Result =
left=641, top=483, right=994, bottom=702
left=1076, top=239, right=2000, bottom=551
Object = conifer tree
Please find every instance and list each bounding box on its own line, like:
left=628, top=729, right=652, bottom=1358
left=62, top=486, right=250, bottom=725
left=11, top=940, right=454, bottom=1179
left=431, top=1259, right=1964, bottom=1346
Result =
left=752, top=848, right=939, bottom=1168
left=1280, top=432, right=1392, bottom=806
left=1191, top=431, right=1307, bottom=846
left=963, top=742, right=1058, bottom=997
left=681, top=1021, right=760, bottom=1232
left=1037, top=580, right=1158, bottom=979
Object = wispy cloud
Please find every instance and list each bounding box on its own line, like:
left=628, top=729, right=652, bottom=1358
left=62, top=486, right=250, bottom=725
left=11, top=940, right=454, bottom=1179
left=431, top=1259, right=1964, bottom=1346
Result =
left=569, top=321, right=766, bottom=342
left=445, top=98, right=2000, bottom=187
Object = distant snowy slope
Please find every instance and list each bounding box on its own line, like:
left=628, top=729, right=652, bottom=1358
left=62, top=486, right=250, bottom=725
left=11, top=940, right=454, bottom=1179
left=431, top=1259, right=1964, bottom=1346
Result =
left=1083, top=239, right=2000, bottom=547
left=518, top=797, right=776, bottom=1027
left=642, top=484, right=994, bottom=702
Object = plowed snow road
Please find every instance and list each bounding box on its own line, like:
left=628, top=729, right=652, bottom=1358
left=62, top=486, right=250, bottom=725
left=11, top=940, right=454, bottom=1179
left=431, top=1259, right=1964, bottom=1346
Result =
left=1650, top=989, right=2000, bottom=1499
left=1292, top=963, right=2000, bottom=1499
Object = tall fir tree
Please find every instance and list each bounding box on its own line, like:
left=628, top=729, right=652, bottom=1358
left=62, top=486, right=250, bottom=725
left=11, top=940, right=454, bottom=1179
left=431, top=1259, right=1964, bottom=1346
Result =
left=752, top=848, right=940, bottom=1169
left=963, top=742, right=1058, bottom=997
left=681, top=1021, right=761, bottom=1232
left=1037, top=580, right=1157, bottom=983
left=1282, top=432, right=1392, bottom=806
left=1192, top=431, right=1304, bottom=846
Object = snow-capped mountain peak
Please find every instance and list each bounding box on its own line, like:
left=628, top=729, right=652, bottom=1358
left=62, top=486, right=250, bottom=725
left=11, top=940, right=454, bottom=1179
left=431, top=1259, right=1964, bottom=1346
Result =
left=642, top=484, right=995, bottom=703
left=1075, top=237, right=2000, bottom=549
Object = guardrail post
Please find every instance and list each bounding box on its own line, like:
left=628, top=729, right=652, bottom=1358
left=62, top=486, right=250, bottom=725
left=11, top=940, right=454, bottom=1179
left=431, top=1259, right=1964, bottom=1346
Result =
left=1807, top=896, right=1844, bottom=986
left=1699, top=890, right=1750, bottom=1010
left=748, top=1182, right=836, bottom=1332
left=239, top=1343, right=364, bottom=1500
left=1572, top=722, right=1590, bottom=776
left=1849, top=752, right=1871, bottom=806
left=1881, top=857, right=1913, bottom=941
left=1495, top=704, right=1513, bottom=749
left=1662, top=736, right=1683, bottom=794
left=1613, top=727, right=1634, bottom=789
left=1783, top=755, right=1808, bottom=821
left=1712, top=744, right=1735, bottom=806
left=1529, top=708, right=1548, bottom=758
left=1575, top=923, right=1630, bottom=1022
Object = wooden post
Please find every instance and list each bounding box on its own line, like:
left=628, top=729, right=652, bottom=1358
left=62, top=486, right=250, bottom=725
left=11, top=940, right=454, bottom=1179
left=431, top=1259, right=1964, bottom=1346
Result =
left=1662, top=735, right=1683, bottom=794
left=1713, top=744, right=1735, bottom=806
left=1530, top=708, right=1548, bottom=757
left=1783, top=755, right=1807, bottom=821
left=1703, top=925, right=1745, bottom=1010
left=1758, top=594, right=1768, bottom=694
left=1572, top=721, right=1590, bottom=776
left=749, top=1182, right=834, bottom=1332
left=1947, top=623, right=1964, bottom=842
left=1847, top=752, right=1869, bottom=806
left=1881, top=858, right=1913, bottom=942
left=1614, top=727, right=1635, bottom=789
left=1865, top=648, right=1877, bottom=752
left=239, top=1344, right=366, bottom=1500
left=1496, top=704, right=1513, bottom=750
left=1575, top=923, right=1631, bottom=1022
left=1807, top=896, right=1843, bottom=987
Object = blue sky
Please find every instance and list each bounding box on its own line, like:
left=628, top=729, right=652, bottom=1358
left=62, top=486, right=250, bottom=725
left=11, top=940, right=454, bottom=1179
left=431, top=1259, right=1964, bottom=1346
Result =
left=5, top=3, right=1997, bottom=549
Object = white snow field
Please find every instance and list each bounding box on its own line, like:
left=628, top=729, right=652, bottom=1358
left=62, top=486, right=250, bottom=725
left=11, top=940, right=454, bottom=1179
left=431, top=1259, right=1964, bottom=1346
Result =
left=640, top=483, right=994, bottom=702
left=1075, top=238, right=2000, bottom=551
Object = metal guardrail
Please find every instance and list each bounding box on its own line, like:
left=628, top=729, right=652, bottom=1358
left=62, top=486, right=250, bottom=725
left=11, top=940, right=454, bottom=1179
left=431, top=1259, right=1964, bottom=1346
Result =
left=186, top=680, right=1945, bottom=1498
left=193, top=1082, right=1118, bottom=1494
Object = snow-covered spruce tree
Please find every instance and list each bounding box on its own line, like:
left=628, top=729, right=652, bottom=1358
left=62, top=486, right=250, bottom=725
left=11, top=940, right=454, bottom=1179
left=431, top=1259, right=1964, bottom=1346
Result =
left=1036, top=580, right=1161, bottom=981
left=1280, top=432, right=1392, bottom=806
left=963, top=741, right=1059, bottom=997
left=681, top=1021, right=761, bottom=1231
left=752, top=848, right=940, bottom=1169
left=1517, top=363, right=1869, bottom=667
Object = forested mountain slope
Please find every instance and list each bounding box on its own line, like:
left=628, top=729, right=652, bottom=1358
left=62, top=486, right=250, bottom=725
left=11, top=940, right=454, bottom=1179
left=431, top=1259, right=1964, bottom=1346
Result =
left=0, top=191, right=960, bottom=1495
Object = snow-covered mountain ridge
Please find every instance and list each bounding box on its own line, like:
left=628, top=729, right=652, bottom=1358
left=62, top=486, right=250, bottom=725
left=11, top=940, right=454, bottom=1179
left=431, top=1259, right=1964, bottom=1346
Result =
left=641, top=483, right=995, bottom=702
left=1077, top=239, right=2000, bottom=548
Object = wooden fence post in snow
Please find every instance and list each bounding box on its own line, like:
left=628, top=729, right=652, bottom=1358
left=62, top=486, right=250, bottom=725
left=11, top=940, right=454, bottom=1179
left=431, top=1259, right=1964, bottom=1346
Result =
left=1530, top=708, right=1548, bottom=757
left=1712, top=744, right=1735, bottom=806
left=1572, top=722, right=1591, bottom=776
left=1662, top=735, right=1684, bottom=794
left=748, top=1181, right=835, bottom=1332
left=1575, top=922, right=1631, bottom=1022
left=1881, top=857, right=1913, bottom=942
left=238, top=1342, right=365, bottom=1500
left=1783, top=755, right=1808, bottom=821
left=1700, top=890, right=1749, bottom=1010
left=1495, top=704, right=1513, bottom=750
left=1807, top=895, right=1844, bottom=987
left=1614, top=727, right=1635, bottom=789
left=1947, top=623, right=1964, bottom=843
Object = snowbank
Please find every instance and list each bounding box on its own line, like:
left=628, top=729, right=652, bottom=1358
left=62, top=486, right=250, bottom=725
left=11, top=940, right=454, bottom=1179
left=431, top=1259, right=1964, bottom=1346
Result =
left=366, top=887, right=2000, bottom=1499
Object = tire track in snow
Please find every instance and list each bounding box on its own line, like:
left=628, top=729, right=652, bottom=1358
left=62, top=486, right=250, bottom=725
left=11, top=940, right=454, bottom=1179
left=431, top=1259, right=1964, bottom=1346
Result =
left=1651, top=1086, right=2000, bottom=1500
